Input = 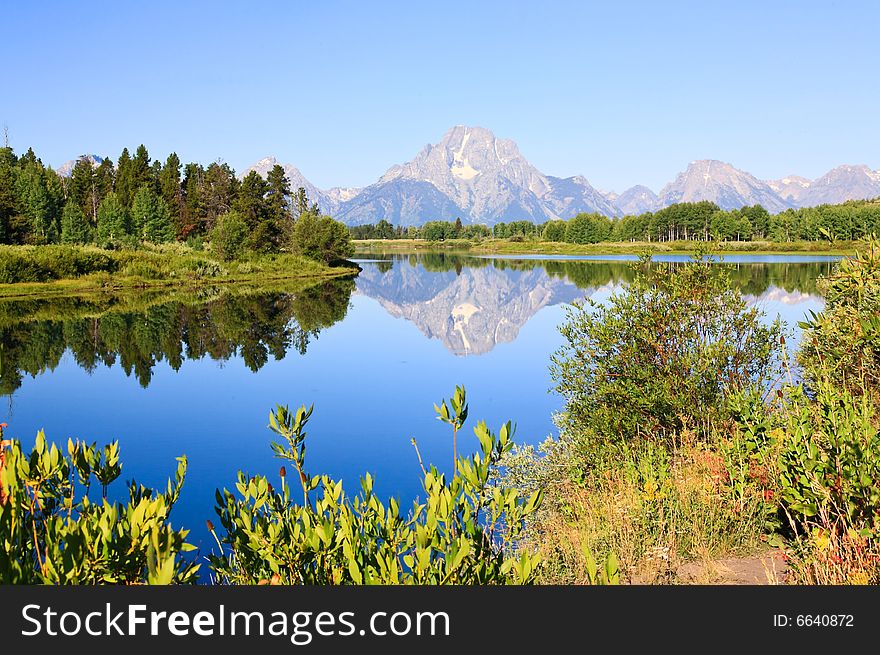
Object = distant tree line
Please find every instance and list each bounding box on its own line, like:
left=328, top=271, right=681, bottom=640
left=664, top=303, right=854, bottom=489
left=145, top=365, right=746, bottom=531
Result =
left=349, top=199, right=880, bottom=244
left=0, top=144, right=352, bottom=263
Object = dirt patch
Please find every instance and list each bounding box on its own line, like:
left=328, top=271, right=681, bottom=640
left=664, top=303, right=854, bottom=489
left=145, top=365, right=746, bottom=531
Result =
left=674, top=551, right=789, bottom=585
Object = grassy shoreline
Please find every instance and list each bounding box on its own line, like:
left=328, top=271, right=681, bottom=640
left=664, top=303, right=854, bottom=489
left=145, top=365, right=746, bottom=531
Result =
left=354, top=238, right=860, bottom=257
left=0, top=244, right=359, bottom=300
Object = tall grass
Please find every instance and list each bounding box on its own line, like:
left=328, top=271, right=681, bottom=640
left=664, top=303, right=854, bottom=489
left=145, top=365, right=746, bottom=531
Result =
left=0, top=243, right=352, bottom=293
left=506, top=426, right=771, bottom=584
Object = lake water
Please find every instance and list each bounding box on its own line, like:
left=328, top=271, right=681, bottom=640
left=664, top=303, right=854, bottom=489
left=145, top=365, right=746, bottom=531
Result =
left=0, top=253, right=839, bottom=554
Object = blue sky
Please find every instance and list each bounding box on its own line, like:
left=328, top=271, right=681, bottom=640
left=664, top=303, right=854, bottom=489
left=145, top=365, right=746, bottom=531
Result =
left=2, top=1, right=878, bottom=192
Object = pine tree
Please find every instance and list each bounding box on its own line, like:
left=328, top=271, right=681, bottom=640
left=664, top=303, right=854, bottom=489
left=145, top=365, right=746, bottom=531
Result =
left=92, top=158, right=114, bottom=227
left=132, top=144, right=153, bottom=192
left=68, top=156, right=97, bottom=221
left=202, top=162, right=238, bottom=231
left=293, top=187, right=311, bottom=217
left=146, top=196, right=174, bottom=243
left=181, top=163, right=204, bottom=238
left=96, top=191, right=130, bottom=243
left=0, top=146, right=19, bottom=243
left=115, top=148, right=134, bottom=208
left=233, top=171, right=271, bottom=250
left=159, top=153, right=182, bottom=236
left=16, top=162, right=58, bottom=243
left=266, top=164, right=291, bottom=249
left=60, top=201, right=91, bottom=244
left=132, top=184, right=174, bottom=243
left=44, top=168, right=64, bottom=239
left=131, top=184, right=157, bottom=240
left=19, top=147, right=39, bottom=168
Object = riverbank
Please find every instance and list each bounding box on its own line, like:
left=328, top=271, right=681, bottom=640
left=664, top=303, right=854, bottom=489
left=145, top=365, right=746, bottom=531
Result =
left=0, top=244, right=359, bottom=300
left=354, top=238, right=862, bottom=257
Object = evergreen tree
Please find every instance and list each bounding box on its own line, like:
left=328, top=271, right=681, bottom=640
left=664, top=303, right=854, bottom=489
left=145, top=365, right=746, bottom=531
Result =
left=44, top=168, right=64, bottom=237
left=87, top=157, right=115, bottom=229
left=68, top=156, right=97, bottom=221
left=266, top=164, right=292, bottom=249
left=96, top=191, right=130, bottom=242
left=19, top=147, right=39, bottom=168
left=0, top=146, right=19, bottom=243
left=146, top=196, right=174, bottom=243
left=293, top=187, right=312, bottom=217
left=266, top=164, right=291, bottom=219
left=159, top=153, right=182, bottom=236
left=16, top=162, right=58, bottom=243
left=115, top=148, right=135, bottom=208
left=181, top=162, right=204, bottom=238
left=132, top=144, right=153, bottom=192
left=202, top=162, right=237, bottom=231
left=60, top=201, right=92, bottom=244
left=131, top=184, right=160, bottom=240
left=234, top=171, right=272, bottom=251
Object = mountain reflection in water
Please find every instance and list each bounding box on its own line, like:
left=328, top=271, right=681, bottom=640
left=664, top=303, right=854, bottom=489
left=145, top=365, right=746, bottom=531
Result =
left=352, top=253, right=835, bottom=356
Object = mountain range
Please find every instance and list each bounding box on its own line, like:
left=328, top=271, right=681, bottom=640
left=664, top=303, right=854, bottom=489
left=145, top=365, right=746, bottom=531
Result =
left=60, top=126, right=880, bottom=225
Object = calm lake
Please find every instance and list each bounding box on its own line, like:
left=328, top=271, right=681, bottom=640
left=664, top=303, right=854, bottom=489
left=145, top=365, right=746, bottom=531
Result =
left=0, top=253, right=839, bottom=554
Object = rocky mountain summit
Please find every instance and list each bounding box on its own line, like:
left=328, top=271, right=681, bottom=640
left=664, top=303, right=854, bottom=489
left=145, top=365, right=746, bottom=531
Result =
left=335, top=125, right=618, bottom=225
left=658, top=160, right=792, bottom=213
left=63, top=127, right=880, bottom=225
left=56, top=154, right=104, bottom=177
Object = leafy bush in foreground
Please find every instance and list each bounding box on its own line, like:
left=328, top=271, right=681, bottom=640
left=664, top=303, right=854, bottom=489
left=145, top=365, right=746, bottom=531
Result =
left=0, top=425, right=197, bottom=584
left=732, top=380, right=880, bottom=584
left=799, top=236, right=880, bottom=396
left=209, top=387, right=543, bottom=584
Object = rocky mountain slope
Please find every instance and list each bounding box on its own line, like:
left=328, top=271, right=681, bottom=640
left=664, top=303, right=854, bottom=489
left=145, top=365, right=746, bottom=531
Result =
left=56, top=154, right=104, bottom=177
left=61, top=128, right=880, bottom=224
left=658, top=160, right=792, bottom=213
left=336, top=125, right=618, bottom=225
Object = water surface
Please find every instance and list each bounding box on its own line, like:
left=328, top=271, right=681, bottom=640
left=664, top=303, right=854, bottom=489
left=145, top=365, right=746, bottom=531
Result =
left=0, top=253, right=837, bottom=553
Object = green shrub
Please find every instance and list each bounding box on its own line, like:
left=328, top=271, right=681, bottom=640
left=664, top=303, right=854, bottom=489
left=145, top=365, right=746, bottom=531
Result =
left=0, top=426, right=197, bottom=584
left=209, top=211, right=248, bottom=262
left=730, top=379, right=880, bottom=584
left=551, top=253, right=782, bottom=445
left=291, top=213, right=354, bottom=264
left=799, top=237, right=880, bottom=395
left=120, top=260, right=166, bottom=280
left=776, top=383, right=880, bottom=538
left=0, top=246, right=119, bottom=283
left=209, top=387, right=543, bottom=584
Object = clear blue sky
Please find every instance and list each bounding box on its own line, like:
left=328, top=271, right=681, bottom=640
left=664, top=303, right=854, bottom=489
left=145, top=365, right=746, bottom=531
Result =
left=2, top=0, right=878, bottom=193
